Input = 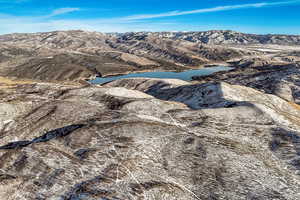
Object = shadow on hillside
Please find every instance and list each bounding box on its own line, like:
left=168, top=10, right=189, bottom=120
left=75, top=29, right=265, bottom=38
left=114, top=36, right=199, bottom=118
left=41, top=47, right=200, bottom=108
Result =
left=0, top=124, right=85, bottom=150
left=143, top=81, right=256, bottom=110
left=193, top=63, right=300, bottom=104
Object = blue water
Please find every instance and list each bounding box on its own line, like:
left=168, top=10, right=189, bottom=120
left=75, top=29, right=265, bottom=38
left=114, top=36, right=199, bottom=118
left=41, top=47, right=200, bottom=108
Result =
left=89, top=66, right=232, bottom=85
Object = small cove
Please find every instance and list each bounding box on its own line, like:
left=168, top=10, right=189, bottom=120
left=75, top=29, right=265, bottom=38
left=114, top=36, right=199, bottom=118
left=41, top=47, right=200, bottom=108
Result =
left=89, top=66, right=233, bottom=84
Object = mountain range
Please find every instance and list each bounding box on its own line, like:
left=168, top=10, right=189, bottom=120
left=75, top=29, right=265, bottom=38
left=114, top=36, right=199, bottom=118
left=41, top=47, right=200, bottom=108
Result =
left=1, top=30, right=300, bottom=199
left=0, top=30, right=299, bottom=81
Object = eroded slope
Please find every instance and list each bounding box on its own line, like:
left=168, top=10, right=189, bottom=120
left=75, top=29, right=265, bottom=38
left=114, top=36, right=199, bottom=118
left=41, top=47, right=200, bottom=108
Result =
left=0, top=78, right=300, bottom=199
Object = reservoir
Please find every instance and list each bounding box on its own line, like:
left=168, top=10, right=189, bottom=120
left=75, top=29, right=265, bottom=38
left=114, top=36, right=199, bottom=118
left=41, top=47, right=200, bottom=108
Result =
left=89, top=66, right=232, bottom=85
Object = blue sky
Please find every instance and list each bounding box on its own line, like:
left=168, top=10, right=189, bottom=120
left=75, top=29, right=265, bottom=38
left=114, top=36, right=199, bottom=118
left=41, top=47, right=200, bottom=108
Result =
left=0, top=0, right=299, bottom=34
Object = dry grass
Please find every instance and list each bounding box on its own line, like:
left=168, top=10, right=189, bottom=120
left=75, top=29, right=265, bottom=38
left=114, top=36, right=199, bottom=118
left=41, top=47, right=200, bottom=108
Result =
left=0, top=76, right=35, bottom=86
left=289, top=102, right=300, bottom=111
left=0, top=76, right=36, bottom=89
left=276, top=102, right=300, bottom=126
left=0, top=76, right=82, bottom=88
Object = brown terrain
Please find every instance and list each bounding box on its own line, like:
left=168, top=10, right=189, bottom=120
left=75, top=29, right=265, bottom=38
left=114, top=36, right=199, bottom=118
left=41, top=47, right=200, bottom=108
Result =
left=0, top=30, right=267, bottom=81
left=0, top=30, right=300, bottom=199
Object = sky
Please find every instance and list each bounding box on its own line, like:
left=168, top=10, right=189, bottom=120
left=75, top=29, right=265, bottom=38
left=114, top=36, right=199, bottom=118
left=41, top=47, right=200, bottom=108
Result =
left=0, top=0, right=299, bottom=34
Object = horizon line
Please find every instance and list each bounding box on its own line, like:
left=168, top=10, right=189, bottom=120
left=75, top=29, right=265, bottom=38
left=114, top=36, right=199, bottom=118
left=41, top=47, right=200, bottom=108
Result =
left=1, top=29, right=299, bottom=36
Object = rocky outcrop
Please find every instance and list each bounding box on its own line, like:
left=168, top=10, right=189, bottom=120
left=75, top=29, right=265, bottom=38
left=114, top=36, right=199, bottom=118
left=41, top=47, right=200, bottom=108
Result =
left=1, top=78, right=300, bottom=199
